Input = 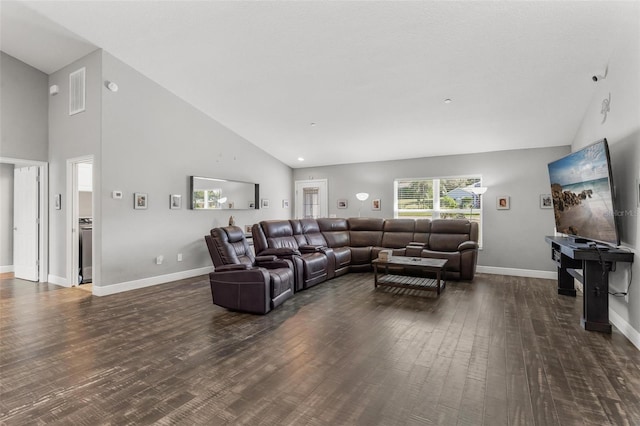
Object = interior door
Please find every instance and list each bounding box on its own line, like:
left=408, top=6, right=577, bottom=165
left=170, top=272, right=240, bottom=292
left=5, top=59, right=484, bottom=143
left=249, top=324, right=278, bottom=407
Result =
left=13, top=166, right=39, bottom=281
left=295, top=179, right=328, bottom=219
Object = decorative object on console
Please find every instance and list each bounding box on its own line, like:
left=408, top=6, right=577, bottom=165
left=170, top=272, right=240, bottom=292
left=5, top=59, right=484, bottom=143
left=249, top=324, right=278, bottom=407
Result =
left=372, top=199, right=381, bottom=211
left=540, top=194, right=552, bottom=209
left=245, top=225, right=252, bottom=234
left=170, top=194, right=181, bottom=209
left=261, top=199, right=270, bottom=208
left=134, top=193, right=148, bottom=210
left=229, top=216, right=235, bottom=226
left=355, top=192, right=369, bottom=217
left=337, top=199, right=347, bottom=209
left=496, top=196, right=510, bottom=210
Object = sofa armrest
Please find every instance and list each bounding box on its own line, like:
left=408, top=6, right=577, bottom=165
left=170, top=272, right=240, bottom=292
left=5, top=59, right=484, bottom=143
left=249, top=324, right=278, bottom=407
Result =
left=458, top=241, right=478, bottom=251
left=215, top=264, right=251, bottom=272
left=255, top=255, right=278, bottom=263
left=299, top=244, right=324, bottom=253
left=256, top=259, right=291, bottom=269
left=258, top=247, right=302, bottom=257
left=405, top=242, right=426, bottom=257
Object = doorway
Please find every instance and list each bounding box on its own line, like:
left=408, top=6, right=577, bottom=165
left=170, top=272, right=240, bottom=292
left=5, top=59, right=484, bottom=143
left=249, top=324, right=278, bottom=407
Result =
left=66, top=156, right=93, bottom=287
left=0, top=157, right=49, bottom=282
left=294, top=179, right=328, bottom=219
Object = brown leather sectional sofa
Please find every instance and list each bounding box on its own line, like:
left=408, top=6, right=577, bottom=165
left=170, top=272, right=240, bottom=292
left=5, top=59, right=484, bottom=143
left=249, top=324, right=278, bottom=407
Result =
left=252, top=217, right=479, bottom=292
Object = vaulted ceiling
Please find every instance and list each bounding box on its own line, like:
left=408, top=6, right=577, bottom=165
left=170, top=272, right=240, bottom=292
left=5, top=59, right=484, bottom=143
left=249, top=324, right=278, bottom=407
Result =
left=2, top=1, right=637, bottom=168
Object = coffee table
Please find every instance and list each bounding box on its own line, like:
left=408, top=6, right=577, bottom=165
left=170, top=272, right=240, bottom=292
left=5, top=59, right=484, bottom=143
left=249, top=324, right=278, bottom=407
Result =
left=372, top=256, right=448, bottom=295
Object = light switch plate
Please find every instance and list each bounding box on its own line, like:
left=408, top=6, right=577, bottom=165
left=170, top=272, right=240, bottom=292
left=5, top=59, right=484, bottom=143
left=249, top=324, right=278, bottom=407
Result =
left=112, top=190, right=123, bottom=199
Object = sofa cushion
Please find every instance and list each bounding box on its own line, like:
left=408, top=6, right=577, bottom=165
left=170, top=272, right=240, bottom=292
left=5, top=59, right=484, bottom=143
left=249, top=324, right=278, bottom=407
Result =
left=413, top=219, right=431, bottom=244
left=317, top=218, right=350, bottom=248
left=422, top=249, right=461, bottom=272
left=350, top=246, right=372, bottom=265
left=332, top=247, right=352, bottom=269
left=348, top=217, right=384, bottom=231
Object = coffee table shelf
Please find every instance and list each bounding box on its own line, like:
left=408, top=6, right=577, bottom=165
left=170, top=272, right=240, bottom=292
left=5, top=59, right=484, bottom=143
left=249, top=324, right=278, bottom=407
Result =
left=372, top=256, right=447, bottom=295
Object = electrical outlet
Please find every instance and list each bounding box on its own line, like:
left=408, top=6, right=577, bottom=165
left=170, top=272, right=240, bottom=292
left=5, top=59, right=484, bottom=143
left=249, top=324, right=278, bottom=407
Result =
left=156, top=255, right=163, bottom=265
left=177, top=253, right=183, bottom=262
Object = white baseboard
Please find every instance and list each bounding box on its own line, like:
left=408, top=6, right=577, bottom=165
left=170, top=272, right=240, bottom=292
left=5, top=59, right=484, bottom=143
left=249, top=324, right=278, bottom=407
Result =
left=609, top=309, right=640, bottom=351
left=0, top=265, right=14, bottom=273
left=477, top=265, right=556, bottom=280
left=47, top=274, right=70, bottom=286
left=92, top=266, right=213, bottom=296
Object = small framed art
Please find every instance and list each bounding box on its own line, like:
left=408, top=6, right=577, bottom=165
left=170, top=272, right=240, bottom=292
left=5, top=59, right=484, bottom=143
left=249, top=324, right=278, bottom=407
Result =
left=54, top=194, right=62, bottom=210
left=337, top=199, right=348, bottom=209
left=170, top=194, right=182, bottom=209
left=540, top=194, right=552, bottom=209
left=282, top=199, right=290, bottom=208
left=372, top=199, right=381, bottom=211
left=134, top=193, right=148, bottom=209
left=261, top=199, right=270, bottom=209
left=496, top=196, right=510, bottom=210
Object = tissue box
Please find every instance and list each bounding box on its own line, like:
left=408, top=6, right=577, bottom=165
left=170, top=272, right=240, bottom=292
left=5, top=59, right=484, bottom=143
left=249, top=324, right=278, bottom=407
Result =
left=378, top=250, right=392, bottom=261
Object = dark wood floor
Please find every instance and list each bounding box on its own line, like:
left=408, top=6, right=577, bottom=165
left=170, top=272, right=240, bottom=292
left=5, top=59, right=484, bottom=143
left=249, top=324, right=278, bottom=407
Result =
left=1, top=273, right=639, bottom=425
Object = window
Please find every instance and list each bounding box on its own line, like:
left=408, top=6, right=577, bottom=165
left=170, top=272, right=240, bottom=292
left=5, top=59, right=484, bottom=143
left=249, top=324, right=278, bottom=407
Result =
left=394, top=176, right=484, bottom=246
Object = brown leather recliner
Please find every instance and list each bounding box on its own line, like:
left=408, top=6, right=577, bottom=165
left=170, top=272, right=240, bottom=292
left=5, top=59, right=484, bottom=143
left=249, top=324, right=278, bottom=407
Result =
left=205, top=226, right=294, bottom=314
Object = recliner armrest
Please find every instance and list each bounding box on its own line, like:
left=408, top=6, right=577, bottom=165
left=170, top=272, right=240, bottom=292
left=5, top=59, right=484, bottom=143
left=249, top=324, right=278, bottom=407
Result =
left=257, top=260, right=291, bottom=269
left=215, top=264, right=250, bottom=272
left=458, top=241, right=478, bottom=251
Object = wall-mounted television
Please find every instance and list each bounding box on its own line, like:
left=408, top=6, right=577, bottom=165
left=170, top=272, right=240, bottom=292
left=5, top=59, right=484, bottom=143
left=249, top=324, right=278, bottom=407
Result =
left=547, top=138, right=619, bottom=247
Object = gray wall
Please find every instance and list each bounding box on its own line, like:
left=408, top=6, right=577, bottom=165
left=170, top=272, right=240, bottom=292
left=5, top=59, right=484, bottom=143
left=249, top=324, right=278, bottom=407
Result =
left=571, top=9, right=640, bottom=338
left=0, top=163, right=14, bottom=269
left=293, top=145, right=570, bottom=272
left=0, top=52, right=48, bottom=161
left=0, top=52, right=48, bottom=272
left=98, top=52, right=292, bottom=286
left=48, top=49, right=102, bottom=281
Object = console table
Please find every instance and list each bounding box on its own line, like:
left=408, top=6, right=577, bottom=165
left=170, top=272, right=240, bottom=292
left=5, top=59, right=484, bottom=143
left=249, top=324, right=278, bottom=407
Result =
left=545, top=236, right=634, bottom=333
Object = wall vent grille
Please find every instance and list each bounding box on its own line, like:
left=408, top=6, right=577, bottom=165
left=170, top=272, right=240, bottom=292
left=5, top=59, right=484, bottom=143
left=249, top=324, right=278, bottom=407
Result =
left=69, top=67, right=86, bottom=115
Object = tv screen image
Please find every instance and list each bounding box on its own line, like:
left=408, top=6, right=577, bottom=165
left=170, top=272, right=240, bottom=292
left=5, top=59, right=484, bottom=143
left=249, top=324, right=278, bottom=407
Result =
left=547, top=139, right=619, bottom=246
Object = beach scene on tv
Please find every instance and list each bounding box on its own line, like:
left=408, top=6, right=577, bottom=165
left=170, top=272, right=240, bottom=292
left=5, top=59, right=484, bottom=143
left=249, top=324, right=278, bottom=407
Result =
left=547, top=141, right=617, bottom=244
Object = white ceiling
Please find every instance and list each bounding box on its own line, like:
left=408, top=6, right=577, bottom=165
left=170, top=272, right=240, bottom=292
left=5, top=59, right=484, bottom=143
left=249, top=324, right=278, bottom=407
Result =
left=2, top=1, right=638, bottom=168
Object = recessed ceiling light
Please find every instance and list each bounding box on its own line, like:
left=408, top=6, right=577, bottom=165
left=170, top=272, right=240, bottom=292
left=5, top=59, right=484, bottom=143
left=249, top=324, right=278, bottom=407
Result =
left=310, top=122, right=316, bottom=126
left=444, top=98, right=452, bottom=104
left=298, top=157, right=305, bottom=162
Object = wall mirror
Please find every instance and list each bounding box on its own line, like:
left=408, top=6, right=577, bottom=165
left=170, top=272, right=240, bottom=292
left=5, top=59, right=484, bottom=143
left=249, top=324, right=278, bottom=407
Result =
left=190, top=176, right=259, bottom=210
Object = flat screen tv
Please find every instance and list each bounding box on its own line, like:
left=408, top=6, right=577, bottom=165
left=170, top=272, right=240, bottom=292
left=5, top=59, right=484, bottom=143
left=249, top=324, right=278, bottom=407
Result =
left=547, top=138, right=619, bottom=247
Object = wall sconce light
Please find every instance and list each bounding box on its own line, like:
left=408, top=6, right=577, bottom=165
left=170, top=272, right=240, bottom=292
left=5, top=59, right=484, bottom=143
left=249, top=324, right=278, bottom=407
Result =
left=105, top=81, right=119, bottom=92
left=49, top=85, right=59, bottom=96
left=356, top=192, right=369, bottom=217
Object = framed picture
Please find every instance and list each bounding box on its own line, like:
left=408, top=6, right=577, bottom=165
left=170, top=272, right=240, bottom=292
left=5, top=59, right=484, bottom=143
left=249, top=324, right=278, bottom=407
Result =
left=282, top=199, right=290, bottom=208
left=540, top=194, right=552, bottom=209
left=372, top=199, right=381, bottom=211
left=337, top=199, right=348, bottom=209
left=134, top=192, right=148, bottom=209
left=245, top=225, right=252, bottom=234
left=170, top=194, right=182, bottom=209
left=261, top=199, right=270, bottom=209
left=496, top=196, right=510, bottom=210
left=54, top=194, right=61, bottom=210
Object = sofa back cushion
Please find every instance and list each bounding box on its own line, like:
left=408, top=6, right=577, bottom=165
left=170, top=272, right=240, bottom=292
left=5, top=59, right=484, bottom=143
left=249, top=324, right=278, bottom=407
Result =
left=428, top=219, right=477, bottom=252
left=210, top=226, right=254, bottom=267
left=260, top=220, right=301, bottom=250
left=413, top=219, right=431, bottom=244
left=348, top=217, right=383, bottom=247
left=297, top=218, right=328, bottom=246
left=381, top=219, right=415, bottom=248
left=317, top=218, right=350, bottom=248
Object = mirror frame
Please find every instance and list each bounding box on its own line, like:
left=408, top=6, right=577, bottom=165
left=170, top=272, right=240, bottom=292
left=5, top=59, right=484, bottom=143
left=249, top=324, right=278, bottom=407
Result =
left=189, top=176, right=259, bottom=210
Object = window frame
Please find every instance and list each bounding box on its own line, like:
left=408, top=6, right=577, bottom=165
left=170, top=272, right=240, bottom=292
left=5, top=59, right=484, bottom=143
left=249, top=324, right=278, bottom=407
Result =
left=393, top=175, right=484, bottom=248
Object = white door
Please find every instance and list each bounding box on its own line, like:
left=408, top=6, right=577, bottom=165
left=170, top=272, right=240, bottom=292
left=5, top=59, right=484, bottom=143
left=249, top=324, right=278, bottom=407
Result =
left=295, top=179, right=328, bottom=219
left=13, top=166, right=39, bottom=281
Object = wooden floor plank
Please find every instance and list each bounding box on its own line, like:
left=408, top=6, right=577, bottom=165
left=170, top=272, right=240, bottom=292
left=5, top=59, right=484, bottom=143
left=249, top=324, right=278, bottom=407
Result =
left=1, top=273, right=639, bottom=425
